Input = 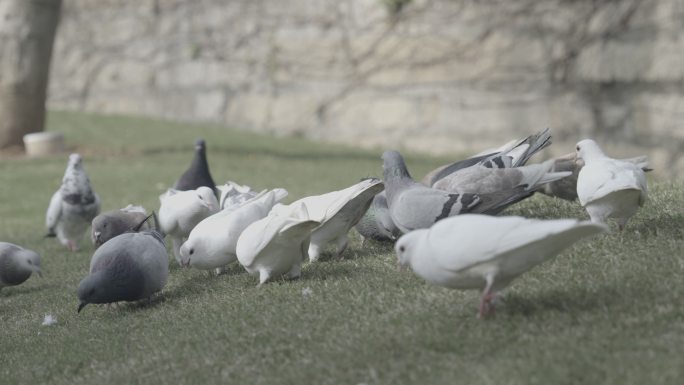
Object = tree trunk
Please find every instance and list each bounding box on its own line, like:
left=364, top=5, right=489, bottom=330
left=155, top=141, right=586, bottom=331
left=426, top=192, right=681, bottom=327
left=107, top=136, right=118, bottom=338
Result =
left=0, top=0, right=62, bottom=150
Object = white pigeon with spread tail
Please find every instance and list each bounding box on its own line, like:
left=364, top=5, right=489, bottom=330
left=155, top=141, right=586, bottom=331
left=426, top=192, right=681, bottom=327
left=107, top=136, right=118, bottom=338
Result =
left=395, top=214, right=607, bottom=318
left=46, top=153, right=101, bottom=251
left=236, top=202, right=320, bottom=286
left=576, top=139, right=648, bottom=230
left=159, top=186, right=219, bottom=264
left=274, top=179, right=384, bottom=262
left=217, top=181, right=259, bottom=210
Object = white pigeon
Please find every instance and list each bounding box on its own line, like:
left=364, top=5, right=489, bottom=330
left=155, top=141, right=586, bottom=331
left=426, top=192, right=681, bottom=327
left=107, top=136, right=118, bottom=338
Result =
left=395, top=214, right=607, bottom=318
left=46, top=153, right=101, bottom=251
left=217, top=181, right=259, bottom=210
left=273, top=179, right=384, bottom=262
left=236, top=202, right=320, bottom=286
left=179, top=188, right=288, bottom=272
left=158, top=186, right=219, bottom=264
left=0, top=242, right=42, bottom=292
left=576, top=139, right=648, bottom=230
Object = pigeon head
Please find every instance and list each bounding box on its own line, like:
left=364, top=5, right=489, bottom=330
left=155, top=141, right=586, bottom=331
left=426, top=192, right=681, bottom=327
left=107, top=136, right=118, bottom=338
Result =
left=91, top=214, right=128, bottom=247
left=67, top=153, right=83, bottom=169
left=395, top=231, right=424, bottom=268
left=575, top=139, right=605, bottom=163
left=16, top=249, right=42, bottom=277
left=178, top=240, right=197, bottom=268
left=382, top=151, right=412, bottom=181
left=195, top=138, right=206, bottom=151
left=196, top=186, right=219, bottom=211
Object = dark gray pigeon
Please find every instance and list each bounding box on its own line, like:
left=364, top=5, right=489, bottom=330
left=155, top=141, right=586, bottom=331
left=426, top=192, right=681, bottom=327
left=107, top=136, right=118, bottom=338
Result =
left=0, top=242, right=42, bottom=292
left=174, top=138, right=216, bottom=194
left=354, top=190, right=401, bottom=244
left=77, top=231, right=168, bottom=313
left=91, top=205, right=155, bottom=248
left=382, top=151, right=536, bottom=233
left=46, top=153, right=101, bottom=251
left=422, top=128, right=552, bottom=186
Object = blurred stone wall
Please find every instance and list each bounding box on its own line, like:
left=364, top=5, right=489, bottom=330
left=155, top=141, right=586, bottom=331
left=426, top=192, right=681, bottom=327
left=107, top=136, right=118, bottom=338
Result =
left=48, top=0, right=683, bottom=175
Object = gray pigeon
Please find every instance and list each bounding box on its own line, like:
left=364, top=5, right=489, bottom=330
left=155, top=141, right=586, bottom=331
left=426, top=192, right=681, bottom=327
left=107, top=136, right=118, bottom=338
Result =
left=77, top=231, right=169, bottom=312
left=91, top=205, right=154, bottom=248
left=354, top=190, right=402, bottom=244
left=174, top=138, right=216, bottom=194
left=422, top=128, right=551, bottom=186
left=432, top=159, right=571, bottom=195
left=0, top=242, right=42, bottom=292
left=383, top=151, right=535, bottom=233
left=46, top=153, right=101, bottom=251
left=540, top=152, right=652, bottom=201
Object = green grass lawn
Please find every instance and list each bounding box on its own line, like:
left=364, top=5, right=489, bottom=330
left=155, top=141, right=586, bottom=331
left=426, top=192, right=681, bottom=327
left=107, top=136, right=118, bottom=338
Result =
left=1, top=110, right=683, bottom=385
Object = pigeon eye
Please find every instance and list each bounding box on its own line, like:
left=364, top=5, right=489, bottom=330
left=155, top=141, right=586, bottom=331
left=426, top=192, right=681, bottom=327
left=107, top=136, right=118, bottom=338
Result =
left=576, top=145, right=580, bottom=151
left=399, top=245, right=406, bottom=253
left=189, top=248, right=194, bottom=255
left=27, top=260, right=33, bottom=265
left=198, top=196, right=204, bottom=200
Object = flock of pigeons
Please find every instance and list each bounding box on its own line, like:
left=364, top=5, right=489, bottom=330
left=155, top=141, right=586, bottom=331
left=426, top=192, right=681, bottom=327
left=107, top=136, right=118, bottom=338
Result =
left=0, top=131, right=650, bottom=318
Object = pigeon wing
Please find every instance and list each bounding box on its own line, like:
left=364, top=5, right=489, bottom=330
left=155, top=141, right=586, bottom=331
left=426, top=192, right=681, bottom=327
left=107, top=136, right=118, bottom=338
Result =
left=45, top=190, right=63, bottom=234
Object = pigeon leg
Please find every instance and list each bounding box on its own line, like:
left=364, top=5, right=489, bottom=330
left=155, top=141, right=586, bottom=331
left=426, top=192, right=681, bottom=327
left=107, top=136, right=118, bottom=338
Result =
left=333, top=235, right=348, bottom=259
left=257, top=269, right=272, bottom=287
left=286, top=263, right=302, bottom=280
left=68, top=240, right=79, bottom=252
left=308, top=243, right=322, bottom=263
left=478, top=274, right=496, bottom=319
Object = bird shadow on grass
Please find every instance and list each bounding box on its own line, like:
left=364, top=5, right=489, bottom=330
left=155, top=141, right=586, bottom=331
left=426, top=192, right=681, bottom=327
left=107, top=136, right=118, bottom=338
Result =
left=0, top=282, right=56, bottom=298
left=501, top=285, right=621, bottom=317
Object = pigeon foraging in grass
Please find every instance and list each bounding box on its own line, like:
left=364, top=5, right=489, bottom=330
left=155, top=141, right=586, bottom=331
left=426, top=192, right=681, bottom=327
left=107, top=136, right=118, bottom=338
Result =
left=395, top=214, right=607, bottom=318
left=382, top=150, right=539, bottom=233
left=0, top=243, right=42, bottom=293
left=45, top=153, right=101, bottom=251
left=576, top=139, right=648, bottom=230
left=274, top=179, right=384, bottom=262
left=354, top=190, right=401, bottom=244
left=77, top=230, right=169, bottom=312
left=236, top=202, right=320, bottom=286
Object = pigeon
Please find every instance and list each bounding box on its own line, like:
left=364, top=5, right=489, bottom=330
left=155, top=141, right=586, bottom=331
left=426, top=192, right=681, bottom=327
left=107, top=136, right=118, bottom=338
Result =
left=45, top=153, right=101, bottom=251
left=382, top=150, right=539, bottom=233
left=431, top=159, right=571, bottom=195
left=174, top=138, right=217, bottom=194
left=576, top=139, right=648, bottom=230
left=354, top=190, right=402, bottom=244
left=0, top=243, right=42, bottom=292
left=273, top=179, right=384, bottom=262
left=540, top=152, right=652, bottom=201
left=77, top=230, right=169, bottom=312
left=91, top=205, right=154, bottom=248
left=159, top=186, right=219, bottom=264
left=395, top=214, right=607, bottom=318
left=217, top=181, right=259, bottom=210
left=179, top=188, right=288, bottom=272
left=422, top=128, right=551, bottom=186
left=236, top=202, right=320, bottom=286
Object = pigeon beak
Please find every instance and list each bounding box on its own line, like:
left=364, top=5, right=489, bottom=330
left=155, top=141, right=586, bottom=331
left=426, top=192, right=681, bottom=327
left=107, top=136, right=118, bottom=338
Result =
left=36, top=268, right=43, bottom=278
left=77, top=302, right=87, bottom=313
